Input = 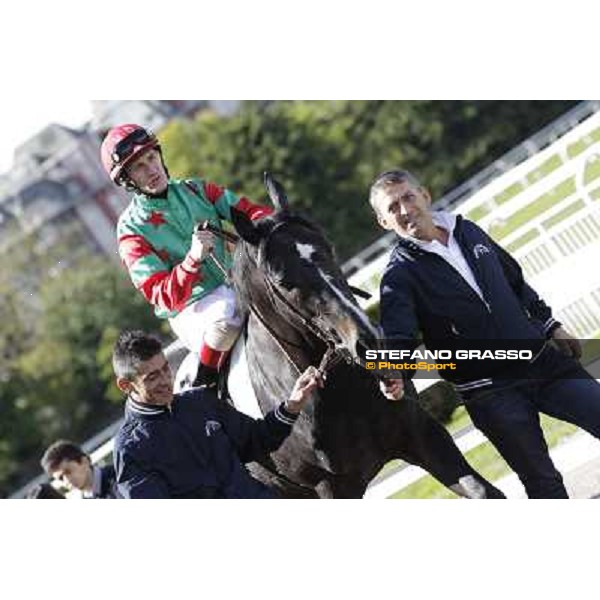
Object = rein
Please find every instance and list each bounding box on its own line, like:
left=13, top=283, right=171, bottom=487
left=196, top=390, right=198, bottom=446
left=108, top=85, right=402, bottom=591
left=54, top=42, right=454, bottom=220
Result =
left=261, top=274, right=347, bottom=375
left=206, top=216, right=355, bottom=375
left=198, top=220, right=239, bottom=244
left=257, top=219, right=353, bottom=375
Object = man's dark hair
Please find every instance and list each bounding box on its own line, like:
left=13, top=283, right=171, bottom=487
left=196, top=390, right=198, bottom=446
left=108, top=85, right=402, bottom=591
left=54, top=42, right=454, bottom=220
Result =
left=41, top=440, right=88, bottom=475
left=368, top=169, right=422, bottom=217
left=112, top=329, right=164, bottom=380
left=27, top=483, right=66, bottom=499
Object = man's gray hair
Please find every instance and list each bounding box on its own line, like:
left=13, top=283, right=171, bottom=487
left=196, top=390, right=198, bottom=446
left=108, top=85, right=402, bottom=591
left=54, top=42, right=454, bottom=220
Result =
left=368, top=169, right=422, bottom=217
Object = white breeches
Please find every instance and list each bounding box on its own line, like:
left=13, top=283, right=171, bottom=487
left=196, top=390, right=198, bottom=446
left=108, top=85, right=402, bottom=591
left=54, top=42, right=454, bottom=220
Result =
left=168, top=284, right=244, bottom=352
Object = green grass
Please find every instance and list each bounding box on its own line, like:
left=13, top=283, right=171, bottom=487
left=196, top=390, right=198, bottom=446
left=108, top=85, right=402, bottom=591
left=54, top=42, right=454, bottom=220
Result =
left=465, top=136, right=599, bottom=228
left=489, top=176, right=576, bottom=241
left=506, top=228, right=540, bottom=253
left=467, top=155, right=563, bottom=223
left=366, top=302, right=380, bottom=321
left=466, top=204, right=493, bottom=223
left=526, top=154, right=563, bottom=185
left=584, top=155, right=600, bottom=185
left=390, top=442, right=509, bottom=500
left=375, top=458, right=403, bottom=479
left=367, top=272, right=382, bottom=291
left=580, top=335, right=600, bottom=364
left=446, top=405, right=471, bottom=434
left=542, top=199, right=585, bottom=230
left=567, top=127, right=600, bottom=158
left=494, top=181, right=526, bottom=206
left=388, top=415, right=578, bottom=499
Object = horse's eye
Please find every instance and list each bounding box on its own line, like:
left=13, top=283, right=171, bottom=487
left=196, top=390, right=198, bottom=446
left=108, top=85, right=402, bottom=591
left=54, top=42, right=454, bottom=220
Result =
left=267, top=264, right=285, bottom=284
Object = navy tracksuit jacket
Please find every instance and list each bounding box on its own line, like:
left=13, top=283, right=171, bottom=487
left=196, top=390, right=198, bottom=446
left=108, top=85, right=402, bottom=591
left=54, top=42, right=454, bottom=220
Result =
left=380, top=214, right=562, bottom=393
left=114, top=388, right=298, bottom=499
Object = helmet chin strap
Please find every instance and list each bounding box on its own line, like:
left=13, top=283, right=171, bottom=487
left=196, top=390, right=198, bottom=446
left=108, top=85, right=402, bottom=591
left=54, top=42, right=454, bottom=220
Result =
left=118, top=147, right=170, bottom=197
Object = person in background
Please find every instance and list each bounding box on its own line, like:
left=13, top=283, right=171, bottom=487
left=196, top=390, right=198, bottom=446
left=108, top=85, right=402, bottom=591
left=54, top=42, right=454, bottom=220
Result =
left=41, top=440, right=120, bottom=499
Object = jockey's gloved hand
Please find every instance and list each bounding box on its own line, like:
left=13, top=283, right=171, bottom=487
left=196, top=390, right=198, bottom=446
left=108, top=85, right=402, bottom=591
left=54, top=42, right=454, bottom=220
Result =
left=189, top=229, right=216, bottom=263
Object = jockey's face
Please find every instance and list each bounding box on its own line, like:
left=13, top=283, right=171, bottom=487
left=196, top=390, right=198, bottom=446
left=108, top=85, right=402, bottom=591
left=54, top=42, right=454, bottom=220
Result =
left=118, top=352, right=174, bottom=406
left=374, top=180, right=435, bottom=240
left=51, top=457, right=93, bottom=493
left=126, top=147, right=169, bottom=195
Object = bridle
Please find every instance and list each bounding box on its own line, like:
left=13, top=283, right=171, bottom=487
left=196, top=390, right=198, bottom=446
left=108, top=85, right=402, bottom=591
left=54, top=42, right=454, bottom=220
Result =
left=259, top=269, right=348, bottom=376
left=255, top=219, right=353, bottom=375
left=204, top=216, right=358, bottom=375
left=203, top=216, right=350, bottom=375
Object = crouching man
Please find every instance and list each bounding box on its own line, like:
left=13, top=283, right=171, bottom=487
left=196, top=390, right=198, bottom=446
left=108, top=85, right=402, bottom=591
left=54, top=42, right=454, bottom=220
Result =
left=112, top=330, right=323, bottom=498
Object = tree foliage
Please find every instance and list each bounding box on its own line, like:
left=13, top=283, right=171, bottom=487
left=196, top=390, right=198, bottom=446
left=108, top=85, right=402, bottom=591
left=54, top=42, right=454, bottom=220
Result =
left=161, top=100, right=575, bottom=259
left=0, top=234, right=163, bottom=495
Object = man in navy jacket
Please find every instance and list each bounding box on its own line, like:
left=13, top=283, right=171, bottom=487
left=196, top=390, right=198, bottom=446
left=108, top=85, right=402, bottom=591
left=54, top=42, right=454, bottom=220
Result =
left=370, top=169, right=600, bottom=498
left=112, top=329, right=323, bottom=498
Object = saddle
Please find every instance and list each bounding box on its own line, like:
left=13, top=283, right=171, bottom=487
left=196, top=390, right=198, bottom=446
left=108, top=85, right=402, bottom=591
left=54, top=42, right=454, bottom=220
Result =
left=173, top=320, right=272, bottom=418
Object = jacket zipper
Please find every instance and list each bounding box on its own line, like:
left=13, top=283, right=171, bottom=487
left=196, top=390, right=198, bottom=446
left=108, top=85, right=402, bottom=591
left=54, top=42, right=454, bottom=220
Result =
left=428, top=252, right=492, bottom=314
left=452, top=219, right=492, bottom=314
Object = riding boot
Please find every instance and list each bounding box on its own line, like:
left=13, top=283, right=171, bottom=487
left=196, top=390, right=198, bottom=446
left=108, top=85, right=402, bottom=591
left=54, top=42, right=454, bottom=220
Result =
left=216, top=350, right=232, bottom=401
left=193, top=344, right=224, bottom=389
left=192, top=363, right=220, bottom=389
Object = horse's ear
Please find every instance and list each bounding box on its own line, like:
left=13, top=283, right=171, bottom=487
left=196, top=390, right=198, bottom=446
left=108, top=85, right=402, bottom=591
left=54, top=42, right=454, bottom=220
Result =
left=264, top=171, right=289, bottom=212
left=230, top=206, right=263, bottom=246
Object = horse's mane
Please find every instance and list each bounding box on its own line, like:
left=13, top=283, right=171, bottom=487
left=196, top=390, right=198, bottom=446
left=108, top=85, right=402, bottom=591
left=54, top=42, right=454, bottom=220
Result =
left=230, top=227, right=261, bottom=313
left=230, top=210, right=337, bottom=314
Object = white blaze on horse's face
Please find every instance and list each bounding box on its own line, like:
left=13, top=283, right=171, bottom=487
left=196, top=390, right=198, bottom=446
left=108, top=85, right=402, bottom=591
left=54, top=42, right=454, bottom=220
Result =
left=316, top=268, right=379, bottom=358
left=318, top=269, right=379, bottom=336
left=295, top=242, right=316, bottom=262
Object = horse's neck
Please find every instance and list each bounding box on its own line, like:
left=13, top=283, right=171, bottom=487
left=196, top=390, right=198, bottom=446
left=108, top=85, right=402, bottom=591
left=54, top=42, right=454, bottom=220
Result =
left=246, top=284, right=324, bottom=371
left=248, top=305, right=322, bottom=371
left=243, top=311, right=314, bottom=417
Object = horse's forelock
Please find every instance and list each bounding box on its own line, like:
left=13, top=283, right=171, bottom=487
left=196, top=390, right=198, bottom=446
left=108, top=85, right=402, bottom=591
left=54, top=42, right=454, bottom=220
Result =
left=277, top=212, right=335, bottom=257
left=231, top=210, right=337, bottom=312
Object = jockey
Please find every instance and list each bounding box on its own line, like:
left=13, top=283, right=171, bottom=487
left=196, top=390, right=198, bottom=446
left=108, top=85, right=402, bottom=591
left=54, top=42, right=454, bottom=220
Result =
left=100, top=124, right=273, bottom=387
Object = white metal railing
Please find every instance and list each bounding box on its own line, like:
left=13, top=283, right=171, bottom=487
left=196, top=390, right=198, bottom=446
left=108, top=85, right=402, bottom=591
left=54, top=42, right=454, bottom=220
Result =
left=342, top=100, right=600, bottom=280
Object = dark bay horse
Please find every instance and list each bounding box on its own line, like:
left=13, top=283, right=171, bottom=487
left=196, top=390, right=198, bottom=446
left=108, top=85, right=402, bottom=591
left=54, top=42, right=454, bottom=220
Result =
left=227, top=174, right=504, bottom=499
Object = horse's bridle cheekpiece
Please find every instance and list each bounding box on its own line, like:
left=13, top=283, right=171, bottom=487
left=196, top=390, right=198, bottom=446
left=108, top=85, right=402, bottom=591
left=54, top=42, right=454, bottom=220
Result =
left=256, top=219, right=352, bottom=376
left=201, top=208, right=356, bottom=376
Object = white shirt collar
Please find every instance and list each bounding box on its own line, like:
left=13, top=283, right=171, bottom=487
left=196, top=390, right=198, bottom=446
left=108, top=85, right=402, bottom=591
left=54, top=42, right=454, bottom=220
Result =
left=407, top=211, right=456, bottom=248
left=404, top=211, right=485, bottom=302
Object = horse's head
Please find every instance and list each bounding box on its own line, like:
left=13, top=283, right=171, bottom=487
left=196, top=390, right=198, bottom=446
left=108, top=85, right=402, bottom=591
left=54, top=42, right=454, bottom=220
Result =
left=231, top=173, right=381, bottom=365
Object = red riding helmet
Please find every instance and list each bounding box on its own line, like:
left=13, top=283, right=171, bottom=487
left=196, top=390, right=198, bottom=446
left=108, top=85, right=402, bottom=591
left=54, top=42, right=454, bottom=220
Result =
left=100, top=124, right=159, bottom=184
